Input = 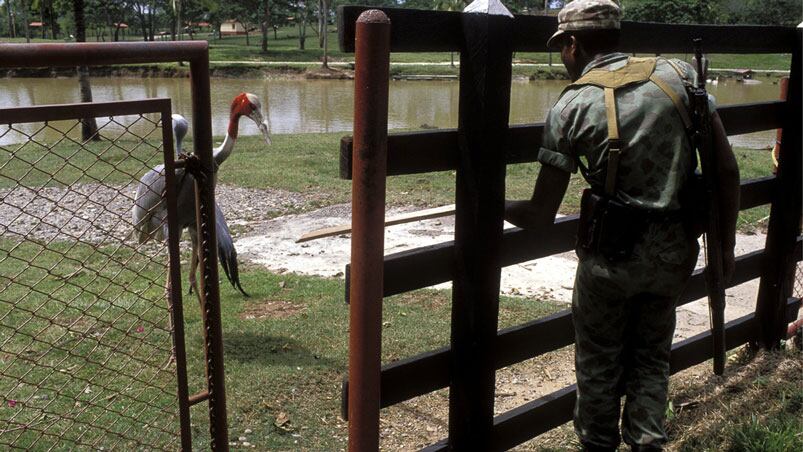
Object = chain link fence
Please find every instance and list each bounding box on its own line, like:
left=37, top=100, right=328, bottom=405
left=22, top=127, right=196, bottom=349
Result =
left=0, top=106, right=182, bottom=449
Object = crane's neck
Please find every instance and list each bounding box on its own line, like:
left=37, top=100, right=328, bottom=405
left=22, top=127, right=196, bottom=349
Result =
left=214, top=111, right=244, bottom=165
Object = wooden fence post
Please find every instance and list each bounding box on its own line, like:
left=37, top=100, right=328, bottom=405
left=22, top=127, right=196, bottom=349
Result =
left=756, top=29, right=802, bottom=348
left=348, top=9, right=390, bottom=452
left=449, top=1, right=513, bottom=448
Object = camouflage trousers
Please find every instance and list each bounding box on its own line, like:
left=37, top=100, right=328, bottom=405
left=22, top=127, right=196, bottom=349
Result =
left=572, top=221, right=699, bottom=450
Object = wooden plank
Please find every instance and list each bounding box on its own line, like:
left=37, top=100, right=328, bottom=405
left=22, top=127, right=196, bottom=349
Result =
left=297, top=204, right=457, bottom=243
left=338, top=7, right=796, bottom=54
left=338, top=6, right=462, bottom=53
left=448, top=9, right=514, bottom=448
left=514, top=17, right=797, bottom=54
left=357, top=178, right=775, bottom=300
left=342, top=245, right=784, bottom=416
left=339, top=102, right=786, bottom=180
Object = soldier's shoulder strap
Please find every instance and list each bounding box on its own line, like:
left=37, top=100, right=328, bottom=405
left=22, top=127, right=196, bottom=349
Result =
left=566, top=57, right=693, bottom=196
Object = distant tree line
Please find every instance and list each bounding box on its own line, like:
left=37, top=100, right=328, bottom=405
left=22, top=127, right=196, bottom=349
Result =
left=0, top=0, right=799, bottom=46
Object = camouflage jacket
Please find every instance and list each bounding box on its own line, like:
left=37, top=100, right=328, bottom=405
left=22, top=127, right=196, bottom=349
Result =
left=538, top=52, right=716, bottom=211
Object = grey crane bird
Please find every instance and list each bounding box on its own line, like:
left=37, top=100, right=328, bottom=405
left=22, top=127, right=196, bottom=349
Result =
left=132, top=93, right=271, bottom=299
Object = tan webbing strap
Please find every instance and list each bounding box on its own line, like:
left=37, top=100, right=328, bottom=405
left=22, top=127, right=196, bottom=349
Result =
left=649, top=73, right=693, bottom=130
left=604, top=87, right=621, bottom=196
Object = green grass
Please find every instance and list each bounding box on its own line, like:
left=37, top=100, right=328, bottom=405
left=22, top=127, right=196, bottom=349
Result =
left=671, top=350, right=803, bottom=452
left=727, top=415, right=803, bottom=452
left=0, top=238, right=561, bottom=449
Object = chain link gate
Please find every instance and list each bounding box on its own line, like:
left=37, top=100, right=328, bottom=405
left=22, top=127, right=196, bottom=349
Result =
left=0, top=99, right=193, bottom=449
left=0, top=42, right=229, bottom=450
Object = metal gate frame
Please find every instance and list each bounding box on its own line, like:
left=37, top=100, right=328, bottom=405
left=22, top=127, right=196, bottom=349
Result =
left=0, top=42, right=228, bottom=450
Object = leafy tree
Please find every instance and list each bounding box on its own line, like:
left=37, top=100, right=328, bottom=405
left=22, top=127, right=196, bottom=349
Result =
left=622, top=0, right=715, bottom=24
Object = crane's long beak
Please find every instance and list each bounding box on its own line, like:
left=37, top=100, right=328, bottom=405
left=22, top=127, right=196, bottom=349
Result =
left=259, top=119, right=272, bottom=145
left=249, top=109, right=272, bottom=146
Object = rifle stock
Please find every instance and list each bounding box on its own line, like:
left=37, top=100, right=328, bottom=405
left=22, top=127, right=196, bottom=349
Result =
left=692, top=38, right=727, bottom=375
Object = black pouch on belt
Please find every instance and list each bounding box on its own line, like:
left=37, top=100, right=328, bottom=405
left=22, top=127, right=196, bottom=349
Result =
left=577, top=189, right=649, bottom=262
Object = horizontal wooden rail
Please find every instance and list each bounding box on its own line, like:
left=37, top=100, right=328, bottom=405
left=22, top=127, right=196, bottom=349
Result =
left=344, top=176, right=775, bottom=302
left=342, top=238, right=802, bottom=418
left=420, top=297, right=801, bottom=452
left=339, top=7, right=796, bottom=54
left=340, top=101, right=786, bottom=180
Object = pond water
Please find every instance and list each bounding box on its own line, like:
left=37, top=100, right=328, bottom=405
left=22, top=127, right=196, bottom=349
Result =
left=0, top=76, right=784, bottom=148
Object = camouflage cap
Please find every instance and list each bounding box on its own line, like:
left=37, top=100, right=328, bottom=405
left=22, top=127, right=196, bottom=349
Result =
left=547, top=0, right=621, bottom=49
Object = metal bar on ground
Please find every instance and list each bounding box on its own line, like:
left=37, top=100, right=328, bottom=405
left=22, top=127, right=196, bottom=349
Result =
left=297, top=204, right=455, bottom=243
left=188, top=391, right=211, bottom=406
left=449, top=3, right=513, bottom=448
left=348, top=10, right=391, bottom=452
left=756, top=29, right=803, bottom=349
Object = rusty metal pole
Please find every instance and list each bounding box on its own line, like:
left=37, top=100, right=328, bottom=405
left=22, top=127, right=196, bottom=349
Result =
left=161, top=105, right=193, bottom=451
left=348, top=9, right=390, bottom=452
left=772, top=76, right=789, bottom=174
left=190, top=48, right=230, bottom=451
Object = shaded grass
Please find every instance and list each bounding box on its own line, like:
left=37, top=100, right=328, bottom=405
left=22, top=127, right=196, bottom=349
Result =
left=668, top=348, right=803, bottom=452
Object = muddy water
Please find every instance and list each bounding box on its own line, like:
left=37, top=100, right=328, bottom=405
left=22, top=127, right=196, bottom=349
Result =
left=0, top=76, right=783, bottom=147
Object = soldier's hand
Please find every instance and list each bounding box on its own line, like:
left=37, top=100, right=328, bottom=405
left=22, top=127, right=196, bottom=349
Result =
left=504, top=200, right=537, bottom=229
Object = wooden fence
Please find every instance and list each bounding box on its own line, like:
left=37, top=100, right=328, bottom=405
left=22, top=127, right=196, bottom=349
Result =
left=338, top=6, right=802, bottom=451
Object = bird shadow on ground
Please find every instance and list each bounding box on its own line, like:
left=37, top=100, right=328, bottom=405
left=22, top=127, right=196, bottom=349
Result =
left=223, top=332, right=337, bottom=369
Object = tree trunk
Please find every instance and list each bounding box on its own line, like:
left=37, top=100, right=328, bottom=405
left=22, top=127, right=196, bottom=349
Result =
left=273, top=24, right=277, bottom=40
left=50, top=3, right=57, bottom=38
left=260, top=0, right=269, bottom=54
left=147, top=1, right=155, bottom=41
left=317, top=0, right=324, bottom=47
left=40, top=2, right=45, bottom=39
left=244, top=22, right=249, bottom=46
left=72, top=0, right=99, bottom=141
left=6, top=0, right=14, bottom=38
left=298, top=10, right=306, bottom=50
left=321, top=0, right=328, bottom=68
left=176, top=0, right=182, bottom=41
left=21, top=0, right=31, bottom=43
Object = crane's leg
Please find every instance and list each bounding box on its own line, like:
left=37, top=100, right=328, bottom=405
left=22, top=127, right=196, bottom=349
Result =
left=188, top=228, right=201, bottom=299
left=164, top=259, right=177, bottom=368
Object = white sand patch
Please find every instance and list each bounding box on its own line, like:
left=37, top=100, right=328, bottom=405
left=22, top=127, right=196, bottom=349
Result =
left=236, top=204, right=774, bottom=341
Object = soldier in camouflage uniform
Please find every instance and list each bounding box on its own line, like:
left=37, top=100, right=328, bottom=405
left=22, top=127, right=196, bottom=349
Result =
left=505, top=1, right=740, bottom=451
